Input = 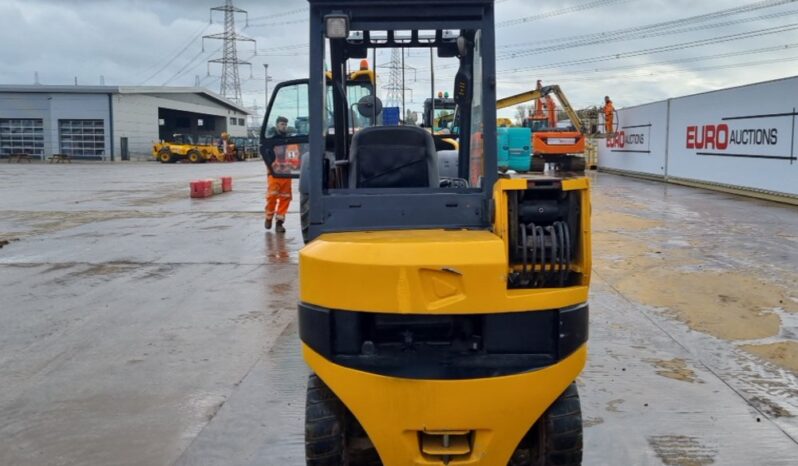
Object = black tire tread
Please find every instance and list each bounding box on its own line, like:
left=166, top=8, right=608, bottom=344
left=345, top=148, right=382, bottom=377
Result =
left=158, top=148, right=173, bottom=164
left=187, top=150, right=201, bottom=163
left=543, top=383, right=583, bottom=466
left=305, top=374, right=346, bottom=465
left=568, top=156, right=586, bottom=173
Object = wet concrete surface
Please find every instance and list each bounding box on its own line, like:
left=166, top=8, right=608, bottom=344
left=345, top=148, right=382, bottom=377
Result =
left=1, top=162, right=796, bottom=465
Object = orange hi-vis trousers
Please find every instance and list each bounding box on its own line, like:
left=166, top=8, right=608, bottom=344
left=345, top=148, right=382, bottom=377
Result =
left=605, top=112, right=614, bottom=134
left=266, top=175, right=292, bottom=221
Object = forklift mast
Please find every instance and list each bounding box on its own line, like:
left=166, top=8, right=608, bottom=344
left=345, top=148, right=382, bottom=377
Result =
left=300, top=0, right=498, bottom=241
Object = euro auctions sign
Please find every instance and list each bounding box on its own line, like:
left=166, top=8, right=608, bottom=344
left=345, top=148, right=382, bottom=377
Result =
left=597, top=101, right=668, bottom=176
left=684, top=111, right=797, bottom=161
left=605, top=124, right=652, bottom=154
left=605, top=77, right=797, bottom=196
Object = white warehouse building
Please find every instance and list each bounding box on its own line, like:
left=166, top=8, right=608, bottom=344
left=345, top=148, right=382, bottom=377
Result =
left=0, top=85, right=250, bottom=161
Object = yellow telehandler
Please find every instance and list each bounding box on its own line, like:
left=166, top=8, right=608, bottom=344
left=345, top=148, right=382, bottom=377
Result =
left=152, top=133, right=230, bottom=163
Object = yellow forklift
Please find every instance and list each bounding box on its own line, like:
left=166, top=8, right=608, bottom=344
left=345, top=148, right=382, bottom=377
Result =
left=260, top=1, right=591, bottom=464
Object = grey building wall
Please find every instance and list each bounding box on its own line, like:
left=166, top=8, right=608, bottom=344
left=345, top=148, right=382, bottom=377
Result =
left=111, top=94, right=159, bottom=159
left=113, top=93, right=248, bottom=159
left=2, top=88, right=249, bottom=161
left=50, top=94, right=112, bottom=159
left=0, top=92, right=111, bottom=159
left=0, top=93, right=52, bottom=156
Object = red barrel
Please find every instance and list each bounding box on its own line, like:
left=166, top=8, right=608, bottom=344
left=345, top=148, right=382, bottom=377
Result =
left=221, top=176, right=233, bottom=192
left=190, top=180, right=213, bottom=198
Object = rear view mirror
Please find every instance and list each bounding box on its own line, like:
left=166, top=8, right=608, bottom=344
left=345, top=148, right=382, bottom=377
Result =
left=356, top=95, right=383, bottom=118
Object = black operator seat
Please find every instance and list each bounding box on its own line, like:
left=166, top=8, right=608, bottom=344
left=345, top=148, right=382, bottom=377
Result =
left=348, top=126, right=439, bottom=188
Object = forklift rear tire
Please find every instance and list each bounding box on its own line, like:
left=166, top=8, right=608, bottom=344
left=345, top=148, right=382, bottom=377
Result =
left=306, top=374, right=347, bottom=465
left=305, top=374, right=381, bottom=466
left=510, top=382, right=583, bottom=466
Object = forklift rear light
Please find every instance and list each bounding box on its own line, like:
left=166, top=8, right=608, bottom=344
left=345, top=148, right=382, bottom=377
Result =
left=324, top=14, right=349, bottom=39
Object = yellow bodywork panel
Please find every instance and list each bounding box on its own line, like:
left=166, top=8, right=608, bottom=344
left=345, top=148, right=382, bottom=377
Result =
left=299, top=176, right=591, bottom=464
left=300, top=229, right=588, bottom=314
left=305, top=343, right=587, bottom=465
left=301, top=176, right=591, bottom=314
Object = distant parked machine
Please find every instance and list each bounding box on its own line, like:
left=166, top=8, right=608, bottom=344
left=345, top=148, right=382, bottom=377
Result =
left=497, top=81, right=588, bottom=172
left=152, top=133, right=232, bottom=164
left=230, top=137, right=259, bottom=161
left=422, top=94, right=457, bottom=133
left=497, top=126, right=532, bottom=172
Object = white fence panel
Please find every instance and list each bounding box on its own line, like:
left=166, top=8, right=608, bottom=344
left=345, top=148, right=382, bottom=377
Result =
left=597, top=101, right=669, bottom=177
left=667, top=77, right=798, bottom=196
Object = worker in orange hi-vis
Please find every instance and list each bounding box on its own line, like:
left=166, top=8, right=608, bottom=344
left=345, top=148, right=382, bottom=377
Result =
left=603, top=96, right=615, bottom=134
left=262, top=116, right=293, bottom=234
left=545, top=95, right=557, bottom=128
left=221, top=132, right=235, bottom=162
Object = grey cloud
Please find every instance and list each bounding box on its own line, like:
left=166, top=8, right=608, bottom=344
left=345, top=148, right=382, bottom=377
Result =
left=1, top=0, right=797, bottom=113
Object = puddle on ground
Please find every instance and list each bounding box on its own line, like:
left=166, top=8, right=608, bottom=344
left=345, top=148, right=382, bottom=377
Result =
left=748, top=395, right=794, bottom=418
left=264, top=234, right=297, bottom=265
left=605, top=399, right=625, bottom=412
left=2, top=211, right=170, bottom=239
left=0, top=237, right=19, bottom=248
left=592, top=203, right=798, bottom=370
left=126, top=189, right=187, bottom=207
left=615, top=270, right=798, bottom=341
left=70, top=263, right=140, bottom=277
left=646, top=358, right=701, bottom=383
left=583, top=416, right=604, bottom=427
left=593, top=210, right=663, bottom=232
left=591, top=191, right=653, bottom=213
left=739, top=341, right=798, bottom=374
left=648, top=435, right=717, bottom=466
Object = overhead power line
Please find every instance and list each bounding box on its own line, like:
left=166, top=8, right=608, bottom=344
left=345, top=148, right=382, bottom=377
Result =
left=246, top=0, right=629, bottom=30
left=138, top=23, right=212, bottom=85
left=500, top=54, right=798, bottom=86
left=497, top=0, right=635, bottom=28
left=162, top=45, right=223, bottom=86
left=247, top=7, right=307, bottom=23
left=258, top=43, right=309, bottom=52
left=499, top=41, right=798, bottom=82
left=498, top=9, right=798, bottom=61
left=246, top=17, right=307, bottom=28
left=498, top=0, right=798, bottom=58
left=411, top=0, right=798, bottom=73
left=499, top=22, right=798, bottom=74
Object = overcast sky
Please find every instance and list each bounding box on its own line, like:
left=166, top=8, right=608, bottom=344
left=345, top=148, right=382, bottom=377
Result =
left=2, top=0, right=798, bottom=118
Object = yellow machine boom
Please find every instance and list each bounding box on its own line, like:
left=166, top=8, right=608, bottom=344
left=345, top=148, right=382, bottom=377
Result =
left=496, top=84, right=584, bottom=134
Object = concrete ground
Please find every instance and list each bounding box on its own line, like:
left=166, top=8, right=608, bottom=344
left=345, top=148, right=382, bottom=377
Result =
left=0, top=161, right=796, bottom=465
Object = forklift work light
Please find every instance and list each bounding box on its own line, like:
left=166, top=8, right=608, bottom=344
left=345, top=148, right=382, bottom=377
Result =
left=325, top=14, right=349, bottom=39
